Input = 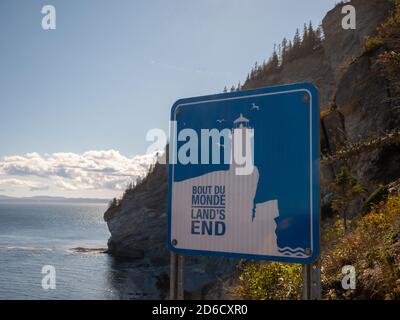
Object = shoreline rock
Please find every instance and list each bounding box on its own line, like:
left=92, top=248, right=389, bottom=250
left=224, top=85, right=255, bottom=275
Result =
left=68, top=247, right=108, bottom=254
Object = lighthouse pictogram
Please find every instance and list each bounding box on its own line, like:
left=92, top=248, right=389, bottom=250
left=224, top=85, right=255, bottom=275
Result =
left=232, top=113, right=254, bottom=176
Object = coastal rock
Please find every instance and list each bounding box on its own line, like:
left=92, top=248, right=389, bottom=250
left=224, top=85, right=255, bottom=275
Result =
left=104, top=163, right=237, bottom=298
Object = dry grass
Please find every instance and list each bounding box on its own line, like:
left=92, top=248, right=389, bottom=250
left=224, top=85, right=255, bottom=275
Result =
left=322, top=192, right=400, bottom=300
left=235, top=191, right=400, bottom=300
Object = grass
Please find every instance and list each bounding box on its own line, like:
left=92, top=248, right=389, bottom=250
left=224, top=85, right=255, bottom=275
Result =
left=364, top=36, right=384, bottom=53
left=320, top=105, right=335, bottom=118
left=235, top=262, right=302, bottom=300
left=323, top=191, right=400, bottom=300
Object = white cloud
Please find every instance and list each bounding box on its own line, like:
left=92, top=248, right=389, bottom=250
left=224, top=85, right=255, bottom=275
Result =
left=0, top=178, right=48, bottom=191
left=0, top=150, right=159, bottom=192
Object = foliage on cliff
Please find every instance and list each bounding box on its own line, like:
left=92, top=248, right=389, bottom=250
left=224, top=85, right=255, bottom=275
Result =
left=365, top=0, right=400, bottom=100
left=224, top=21, right=323, bottom=92
left=323, top=187, right=400, bottom=300
left=331, top=166, right=364, bottom=235
left=235, top=187, right=400, bottom=300
left=321, top=130, right=400, bottom=165
left=104, top=162, right=167, bottom=221
left=235, top=262, right=302, bottom=300
left=232, top=1, right=400, bottom=301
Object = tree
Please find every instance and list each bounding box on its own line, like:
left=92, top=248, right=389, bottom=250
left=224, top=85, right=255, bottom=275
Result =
left=252, top=61, right=259, bottom=79
left=271, top=47, right=280, bottom=72
left=250, top=66, right=255, bottom=79
left=288, top=39, right=293, bottom=51
left=302, top=23, right=309, bottom=52
left=286, top=40, right=293, bottom=62
left=293, top=28, right=302, bottom=57
left=109, top=197, right=119, bottom=209
left=308, top=21, right=315, bottom=50
left=223, top=86, right=228, bottom=93
left=331, top=166, right=365, bottom=235
left=281, top=37, right=288, bottom=64
left=262, top=60, right=267, bottom=72
left=315, top=26, right=323, bottom=47
left=277, top=43, right=282, bottom=65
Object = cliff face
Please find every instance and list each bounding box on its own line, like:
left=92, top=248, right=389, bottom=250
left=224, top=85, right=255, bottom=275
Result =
left=244, top=0, right=397, bottom=215
left=105, top=162, right=168, bottom=261
left=104, top=162, right=236, bottom=299
left=243, top=45, right=336, bottom=109
left=243, top=0, right=392, bottom=110
left=320, top=48, right=399, bottom=216
left=322, top=0, right=392, bottom=79
left=319, top=0, right=399, bottom=213
left=104, top=0, right=400, bottom=299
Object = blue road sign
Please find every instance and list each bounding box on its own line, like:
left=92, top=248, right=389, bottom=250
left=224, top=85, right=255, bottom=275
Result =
left=168, top=83, right=320, bottom=264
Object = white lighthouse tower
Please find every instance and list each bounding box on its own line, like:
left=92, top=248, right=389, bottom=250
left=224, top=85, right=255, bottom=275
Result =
left=233, top=113, right=250, bottom=129
left=232, top=113, right=254, bottom=176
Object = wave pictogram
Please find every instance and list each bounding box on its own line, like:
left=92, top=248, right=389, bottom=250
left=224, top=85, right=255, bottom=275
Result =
left=278, top=247, right=307, bottom=257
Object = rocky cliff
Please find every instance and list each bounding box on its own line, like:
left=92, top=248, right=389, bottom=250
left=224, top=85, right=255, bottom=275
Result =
left=243, top=0, right=398, bottom=216
left=104, top=0, right=400, bottom=299
left=104, top=162, right=236, bottom=299
left=243, top=0, right=392, bottom=110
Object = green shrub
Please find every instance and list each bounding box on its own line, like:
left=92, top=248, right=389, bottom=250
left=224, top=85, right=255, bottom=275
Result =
left=364, top=36, right=384, bottom=53
left=331, top=166, right=364, bottom=235
left=323, top=192, right=400, bottom=300
left=320, top=105, right=335, bottom=118
left=364, top=185, right=389, bottom=212
left=235, top=262, right=302, bottom=300
left=236, top=192, right=400, bottom=300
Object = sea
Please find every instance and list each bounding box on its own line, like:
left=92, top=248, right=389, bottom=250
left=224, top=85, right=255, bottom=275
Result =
left=0, top=201, right=156, bottom=300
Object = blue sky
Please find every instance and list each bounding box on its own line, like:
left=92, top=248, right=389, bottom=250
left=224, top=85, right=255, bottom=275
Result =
left=0, top=0, right=337, bottom=198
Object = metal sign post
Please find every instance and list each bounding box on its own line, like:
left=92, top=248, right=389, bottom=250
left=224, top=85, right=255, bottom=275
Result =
left=169, top=252, right=184, bottom=300
left=302, top=259, right=321, bottom=300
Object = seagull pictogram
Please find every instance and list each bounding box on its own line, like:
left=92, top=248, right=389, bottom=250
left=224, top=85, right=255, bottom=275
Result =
left=251, top=103, right=260, bottom=111
left=216, top=119, right=226, bottom=124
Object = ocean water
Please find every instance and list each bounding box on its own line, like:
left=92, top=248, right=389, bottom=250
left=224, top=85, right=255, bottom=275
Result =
left=0, top=201, right=157, bottom=300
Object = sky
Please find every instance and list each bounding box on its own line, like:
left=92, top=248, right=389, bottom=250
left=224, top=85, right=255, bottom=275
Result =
left=0, top=0, right=337, bottom=199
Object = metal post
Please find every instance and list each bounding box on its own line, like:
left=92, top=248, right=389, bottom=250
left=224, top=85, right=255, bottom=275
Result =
left=170, top=252, right=184, bottom=300
left=302, top=259, right=321, bottom=300
left=177, top=255, right=184, bottom=300
left=302, top=264, right=310, bottom=300
left=170, top=252, right=177, bottom=300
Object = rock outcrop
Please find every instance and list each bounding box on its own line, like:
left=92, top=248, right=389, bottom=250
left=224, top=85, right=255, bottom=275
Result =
left=104, top=162, right=236, bottom=299
left=105, top=163, right=168, bottom=262
left=243, top=0, right=392, bottom=111
left=323, top=0, right=392, bottom=78
left=243, top=47, right=336, bottom=110
left=244, top=0, right=396, bottom=215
